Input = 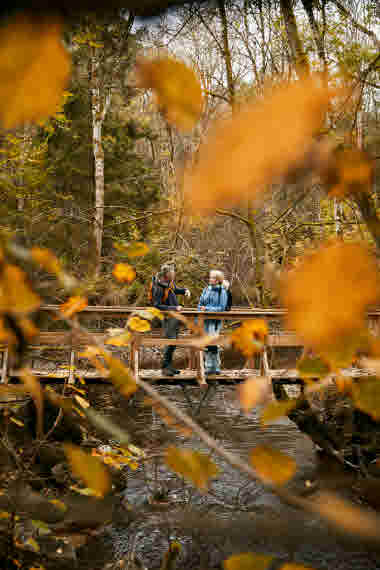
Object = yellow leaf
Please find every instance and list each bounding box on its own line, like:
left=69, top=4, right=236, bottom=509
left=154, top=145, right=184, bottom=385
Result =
left=0, top=13, right=71, bottom=128
left=250, top=445, right=296, bottom=486
left=25, top=537, right=40, bottom=552
left=18, top=317, right=39, bottom=342
left=60, top=296, right=88, bottom=318
left=31, top=247, right=61, bottom=275
left=184, top=76, right=331, bottom=212
left=230, top=319, right=268, bottom=358
left=146, top=307, right=164, bottom=321
left=105, top=355, right=137, bottom=398
left=282, top=241, right=379, bottom=360
left=74, top=395, right=89, bottom=409
left=112, top=263, right=136, bottom=283
left=312, top=491, right=380, bottom=540
left=0, top=511, right=10, bottom=519
left=261, top=399, right=296, bottom=425
left=105, top=331, right=132, bottom=346
left=49, top=499, right=67, bottom=512
left=128, top=316, right=151, bottom=333
left=165, top=446, right=219, bottom=491
left=224, top=553, right=274, bottom=570
left=114, top=241, right=150, bottom=258
left=0, top=264, right=41, bottom=315
left=238, top=377, right=271, bottom=413
left=18, top=369, right=43, bottom=439
left=136, top=56, right=203, bottom=132
left=64, top=443, right=111, bottom=498
left=10, top=417, right=24, bottom=427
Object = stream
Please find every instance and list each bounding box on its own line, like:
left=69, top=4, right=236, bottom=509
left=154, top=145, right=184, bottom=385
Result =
left=76, top=383, right=380, bottom=570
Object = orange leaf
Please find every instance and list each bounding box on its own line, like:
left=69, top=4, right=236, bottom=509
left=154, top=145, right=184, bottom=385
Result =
left=165, top=445, right=219, bottom=491
left=250, top=445, right=296, bottom=486
left=128, top=316, right=151, bottom=332
left=230, top=319, right=268, bottom=357
left=0, top=13, right=71, bottom=128
left=31, top=247, right=61, bottom=275
left=282, top=240, right=379, bottom=361
left=60, top=296, right=88, bottom=318
left=112, top=263, right=136, bottom=283
left=312, top=491, right=380, bottom=540
left=184, top=76, right=332, bottom=212
left=238, top=377, right=271, bottom=413
left=224, top=553, right=274, bottom=570
left=64, top=443, right=111, bottom=498
left=136, top=56, right=203, bottom=132
left=0, top=264, right=41, bottom=315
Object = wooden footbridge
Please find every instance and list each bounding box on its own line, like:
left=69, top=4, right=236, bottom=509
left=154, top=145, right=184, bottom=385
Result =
left=1, top=306, right=379, bottom=389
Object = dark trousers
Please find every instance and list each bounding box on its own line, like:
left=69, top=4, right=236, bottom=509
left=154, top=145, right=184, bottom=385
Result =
left=162, top=317, right=180, bottom=368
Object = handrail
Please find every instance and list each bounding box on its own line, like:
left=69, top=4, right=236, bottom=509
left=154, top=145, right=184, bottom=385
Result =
left=40, top=305, right=380, bottom=318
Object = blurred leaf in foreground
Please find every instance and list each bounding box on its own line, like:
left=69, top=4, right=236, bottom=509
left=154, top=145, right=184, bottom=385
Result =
left=224, top=552, right=274, bottom=570
left=112, top=263, right=136, bottom=283
left=136, top=55, right=203, bottom=132
left=184, top=76, right=331, bottom=212
left=114, top=241, right=150, bottom=258
left=297, top=356, right=330, bottom=378
left=64, top=443, right=111, bottom=498
left=322, top=148, right=373, bottom=199
left=230, top=319, right=268, bottom=358
left=0, top=264, right=41, bottom=315
left=165, top=446, right=219, bottom=491
left=60, top=296, right=88, bottom=318
left=312, top=491, right=380, bottom=541
left=261, top=399, right=297, bottom=425
left=0, top=12, right=71, bottom=128
left=251, top=445, right=296, bottom=486
left=352, top=377, right=380, bottom=421
left=238, top=376, right=272, bottom=413
left=282, top=241, right=379, bottom=363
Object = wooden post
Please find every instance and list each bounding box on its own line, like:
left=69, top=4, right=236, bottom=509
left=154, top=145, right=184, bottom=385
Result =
left=68, top=349, right=76, bottom=385
left=1, top=348, right=9, bottom=384
left=197, top=349, right=207, bottom=389
left=131, top=340, right=139, bottom=379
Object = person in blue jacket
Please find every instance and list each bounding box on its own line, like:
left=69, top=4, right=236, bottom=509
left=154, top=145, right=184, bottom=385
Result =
left=198, top=269, right=228, bottom=375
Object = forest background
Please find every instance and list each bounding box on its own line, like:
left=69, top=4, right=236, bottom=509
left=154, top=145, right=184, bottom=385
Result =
left=1, top=0, right=379, bottom=308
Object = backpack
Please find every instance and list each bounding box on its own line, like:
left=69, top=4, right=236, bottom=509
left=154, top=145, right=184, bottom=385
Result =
left=147, top=275, right=170, bottom=306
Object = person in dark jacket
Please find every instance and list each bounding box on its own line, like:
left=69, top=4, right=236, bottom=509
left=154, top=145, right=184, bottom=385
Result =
left=198, top=269, right=228, bottom=375
left=153, top=264, right=191, bottom=376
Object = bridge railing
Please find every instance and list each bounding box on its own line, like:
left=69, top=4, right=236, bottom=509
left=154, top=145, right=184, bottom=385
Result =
left=0, top=306, right=379, bottom=388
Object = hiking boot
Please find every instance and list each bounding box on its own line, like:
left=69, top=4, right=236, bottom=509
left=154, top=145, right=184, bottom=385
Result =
left=170, top=366, right=181, bottom=375
left=162, top=366, right=175, bottom=377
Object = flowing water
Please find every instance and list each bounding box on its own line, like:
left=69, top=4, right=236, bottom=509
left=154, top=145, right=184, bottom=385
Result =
left=78, top=383, right=380, bottom=570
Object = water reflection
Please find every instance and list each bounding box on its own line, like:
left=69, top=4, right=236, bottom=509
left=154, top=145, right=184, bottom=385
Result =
left=84, top=384, right=379, bottom=570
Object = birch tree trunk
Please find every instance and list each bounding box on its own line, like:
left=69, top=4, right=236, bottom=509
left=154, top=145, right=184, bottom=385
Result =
left=91, top=50, right=111, bottom=275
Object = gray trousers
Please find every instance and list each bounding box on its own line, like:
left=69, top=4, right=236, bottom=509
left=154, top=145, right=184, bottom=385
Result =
left=162, top=317, right=180, bottom=367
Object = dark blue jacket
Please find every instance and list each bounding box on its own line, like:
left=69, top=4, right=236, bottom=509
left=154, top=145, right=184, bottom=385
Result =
left=153, top=279, right=186, bottom=311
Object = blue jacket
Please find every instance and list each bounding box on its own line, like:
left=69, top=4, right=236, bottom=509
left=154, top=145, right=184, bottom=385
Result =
left=198, top=285, right=228, bottom=312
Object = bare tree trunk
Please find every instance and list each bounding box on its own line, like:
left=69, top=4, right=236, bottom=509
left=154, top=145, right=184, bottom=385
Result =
left=279, top=0, right=310, bottom=78
left=217, top=0, right=235, bottom=108
left=91, top=50, right=111, bottom=275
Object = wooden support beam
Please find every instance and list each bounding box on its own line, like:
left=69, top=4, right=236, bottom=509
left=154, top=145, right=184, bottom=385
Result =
left=131, top=341, right=139, bottom=379
left=68, top=349, right=76, bottom=385
left=197, top=349, right=207, bottom=389
left=1, top=349, right=9, bottom=384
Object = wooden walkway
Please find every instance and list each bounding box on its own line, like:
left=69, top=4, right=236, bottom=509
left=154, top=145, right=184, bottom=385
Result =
left=1, top=305, right=379, bottom=388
